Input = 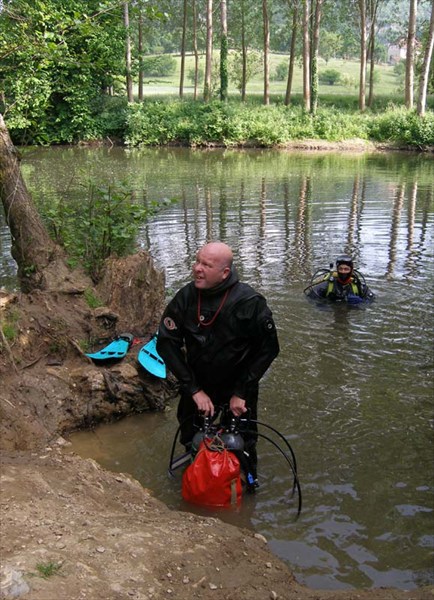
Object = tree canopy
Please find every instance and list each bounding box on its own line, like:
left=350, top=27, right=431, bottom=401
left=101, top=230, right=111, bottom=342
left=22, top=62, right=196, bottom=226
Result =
left=1, top=0, right=433, bottom=144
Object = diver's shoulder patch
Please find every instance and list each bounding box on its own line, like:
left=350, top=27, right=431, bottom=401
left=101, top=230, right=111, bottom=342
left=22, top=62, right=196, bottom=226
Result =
left=163, top=316, right=177, bottom=331
left=264, top=318, right=276, bottom=332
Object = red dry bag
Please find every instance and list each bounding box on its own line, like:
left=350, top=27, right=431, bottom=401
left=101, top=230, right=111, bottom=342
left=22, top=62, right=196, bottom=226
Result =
left=182, top=439, right=242, bottom=507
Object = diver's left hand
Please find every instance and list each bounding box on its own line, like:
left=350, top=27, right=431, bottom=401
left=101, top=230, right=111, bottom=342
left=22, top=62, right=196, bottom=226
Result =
left=229, top=395, right=247, bottom=417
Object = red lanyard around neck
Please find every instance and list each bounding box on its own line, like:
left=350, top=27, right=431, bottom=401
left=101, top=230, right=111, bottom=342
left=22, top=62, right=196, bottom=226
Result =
left=197, top=289, right=230, bottom=327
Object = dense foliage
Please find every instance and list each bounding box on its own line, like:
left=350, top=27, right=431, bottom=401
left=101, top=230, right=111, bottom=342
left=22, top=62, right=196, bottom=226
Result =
left=1, top=0, right=433, bottom=146
left=124, top=99, right=434, bottom=147
left=0, top=0, right=126, bottom=144
left=36, top=182, right=154, bottom=280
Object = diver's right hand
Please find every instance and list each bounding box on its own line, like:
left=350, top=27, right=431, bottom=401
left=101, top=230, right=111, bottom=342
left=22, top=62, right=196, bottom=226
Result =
left=192, top=390, right=215, bottom=417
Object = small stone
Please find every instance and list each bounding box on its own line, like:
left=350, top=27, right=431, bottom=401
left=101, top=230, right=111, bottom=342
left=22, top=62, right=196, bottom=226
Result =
left=254, top=533, right=268, bottom=544
left=182, top=576, right=189, bottom=584
left=209, top=583, right=218, bottom=590
left=270, top=592, right=278, bottom=600
left=266, top=562, right=272, bottom=569
left=96, top=546, right=105, bottom=553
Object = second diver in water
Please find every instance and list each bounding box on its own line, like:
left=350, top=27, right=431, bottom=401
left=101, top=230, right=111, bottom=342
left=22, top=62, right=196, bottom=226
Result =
left=304, top=255, right=375, bottom=303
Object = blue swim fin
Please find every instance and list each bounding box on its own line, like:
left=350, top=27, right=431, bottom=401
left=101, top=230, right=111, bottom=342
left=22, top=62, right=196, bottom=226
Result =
left=86, top=333, right=133, bottom=361
left=138, top=335, right=166, bottom=378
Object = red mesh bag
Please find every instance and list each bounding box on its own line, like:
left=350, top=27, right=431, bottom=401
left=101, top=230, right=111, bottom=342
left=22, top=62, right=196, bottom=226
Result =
left=182, top=439, right=242, bottom=507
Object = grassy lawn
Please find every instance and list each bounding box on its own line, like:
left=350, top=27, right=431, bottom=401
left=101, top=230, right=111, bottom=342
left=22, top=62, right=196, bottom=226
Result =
left=138, top=53, right=401, bottom=101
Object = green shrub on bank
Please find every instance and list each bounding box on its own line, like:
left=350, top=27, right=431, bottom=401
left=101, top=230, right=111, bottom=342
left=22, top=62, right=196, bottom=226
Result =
left=37, top=183, right=151, bottom=281
left=368, top=107, right=434, bottom=146
left=8, top=93, right=433, bottom=148
left=127, top=100, right=428, bottom=147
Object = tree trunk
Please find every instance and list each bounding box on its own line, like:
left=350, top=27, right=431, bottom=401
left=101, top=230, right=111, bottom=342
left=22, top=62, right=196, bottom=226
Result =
left=263, top=0, right=270, bottom=105
left=204, top=0, right=213, bottom=101
left=285, top=4, right=298, bottom=106
left=302, top=0, right=311, bottom=112
left=124, top=2, right=134, bottom=103
left=220, top=0, right=228, bottom=101
left=367, top=0, right=379, bottom=108
left=358, top=0, right=367, bottom=111
left=192, top=0, right=199, bottom=101
left=405, top=0, right=418, bottom=109
left=241, top=0, right=247, bottom=102
left=417, top=0, right=434, bottom=116
left=179, top=0, right=188, bottom=98
left=0, top=115, right=87, bottom=293
left=310, top=0, right=323, bottom=115
left=138, top=10, right=144, bottom=101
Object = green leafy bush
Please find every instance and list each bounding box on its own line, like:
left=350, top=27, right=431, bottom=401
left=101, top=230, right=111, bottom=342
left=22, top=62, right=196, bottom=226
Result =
left=273, top=62, right=288, bottom=82
left=368, top=107, right=434, bottom=146
left=319, top=69, right=342, bottom=86
left=37, top=183, right=152, bottom=281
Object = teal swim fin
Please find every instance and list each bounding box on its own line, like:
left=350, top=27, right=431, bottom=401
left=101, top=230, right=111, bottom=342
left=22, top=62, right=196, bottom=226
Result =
left=138, top=335, right=166, bottom=378
left=86, top=333, right=134, bottom=361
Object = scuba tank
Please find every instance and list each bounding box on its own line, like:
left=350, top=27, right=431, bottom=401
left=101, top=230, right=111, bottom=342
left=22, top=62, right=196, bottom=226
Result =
left=220, top=419, right=245, bottom=451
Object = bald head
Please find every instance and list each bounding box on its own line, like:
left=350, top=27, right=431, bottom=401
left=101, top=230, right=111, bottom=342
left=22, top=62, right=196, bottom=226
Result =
left=202, top=242, right=233, bottom=268
left=192, top=242, right=233, bottom=289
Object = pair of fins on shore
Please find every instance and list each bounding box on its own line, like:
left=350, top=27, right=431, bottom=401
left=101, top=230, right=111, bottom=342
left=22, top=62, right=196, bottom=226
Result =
left=85, top=333, right=166, bottom=379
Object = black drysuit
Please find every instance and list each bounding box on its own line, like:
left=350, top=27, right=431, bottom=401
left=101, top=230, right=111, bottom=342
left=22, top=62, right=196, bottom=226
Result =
left=156, top=269, right=279, bottom=472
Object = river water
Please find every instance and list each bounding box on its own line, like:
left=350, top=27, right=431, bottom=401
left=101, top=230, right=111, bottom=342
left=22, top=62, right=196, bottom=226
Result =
left=1, top=147, right=433, bottom=591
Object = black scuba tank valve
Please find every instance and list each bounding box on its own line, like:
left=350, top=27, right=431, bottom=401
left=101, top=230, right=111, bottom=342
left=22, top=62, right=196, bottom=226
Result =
left=220, top=430, right=244, bottom=451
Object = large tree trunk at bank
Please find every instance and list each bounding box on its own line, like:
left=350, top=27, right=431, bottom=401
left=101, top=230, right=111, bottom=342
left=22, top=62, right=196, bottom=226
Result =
left=0, top=114, right=86, bottom=293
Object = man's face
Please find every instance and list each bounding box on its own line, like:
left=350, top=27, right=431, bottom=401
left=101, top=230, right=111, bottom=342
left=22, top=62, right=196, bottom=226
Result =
left=192, top=246, right=230, bottom=289
left=337, top=265, right=352, bottom=279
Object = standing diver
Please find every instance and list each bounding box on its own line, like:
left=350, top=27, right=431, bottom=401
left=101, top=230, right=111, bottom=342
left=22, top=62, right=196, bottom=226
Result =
left=156, top=241, right=280, bottom=486
left=304, top=255, right=375, bottom=303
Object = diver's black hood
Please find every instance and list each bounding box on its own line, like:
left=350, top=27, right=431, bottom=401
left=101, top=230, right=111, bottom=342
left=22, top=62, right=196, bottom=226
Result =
left=200, top=266, right=239, bottom=296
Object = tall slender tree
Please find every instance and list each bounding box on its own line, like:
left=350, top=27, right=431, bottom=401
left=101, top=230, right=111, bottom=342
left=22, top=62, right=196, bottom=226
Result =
left=263, top=0, right=271, bottom=105
left=220, top=0, right=229, bottom=101
left=179, top=0, right=188, bottom=98
left=367, top=0, right=380, bottom=107
left=285, top=1, right=299, bottom=106
left=405, top=0, right=418, bottom=109
left=310, top=0, right=324, bottom=114
left=417, top=0, right=434, bottom=116
left=302, top=0, right=311, bottom=112
left=204, top=0, right=213, bottom=101
left=358, top=0, right=367, bottom=111
left=124, top=2, right=134, bottom=102
left=192, top=0, right=200, bottom=100
left=138, top=8, right=144, bottom=100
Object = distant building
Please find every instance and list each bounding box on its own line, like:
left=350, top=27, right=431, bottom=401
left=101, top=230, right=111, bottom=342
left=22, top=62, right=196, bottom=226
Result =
left=388, top=39, right=407, bottom=64
left=388, top=37, right=421, bottom=64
